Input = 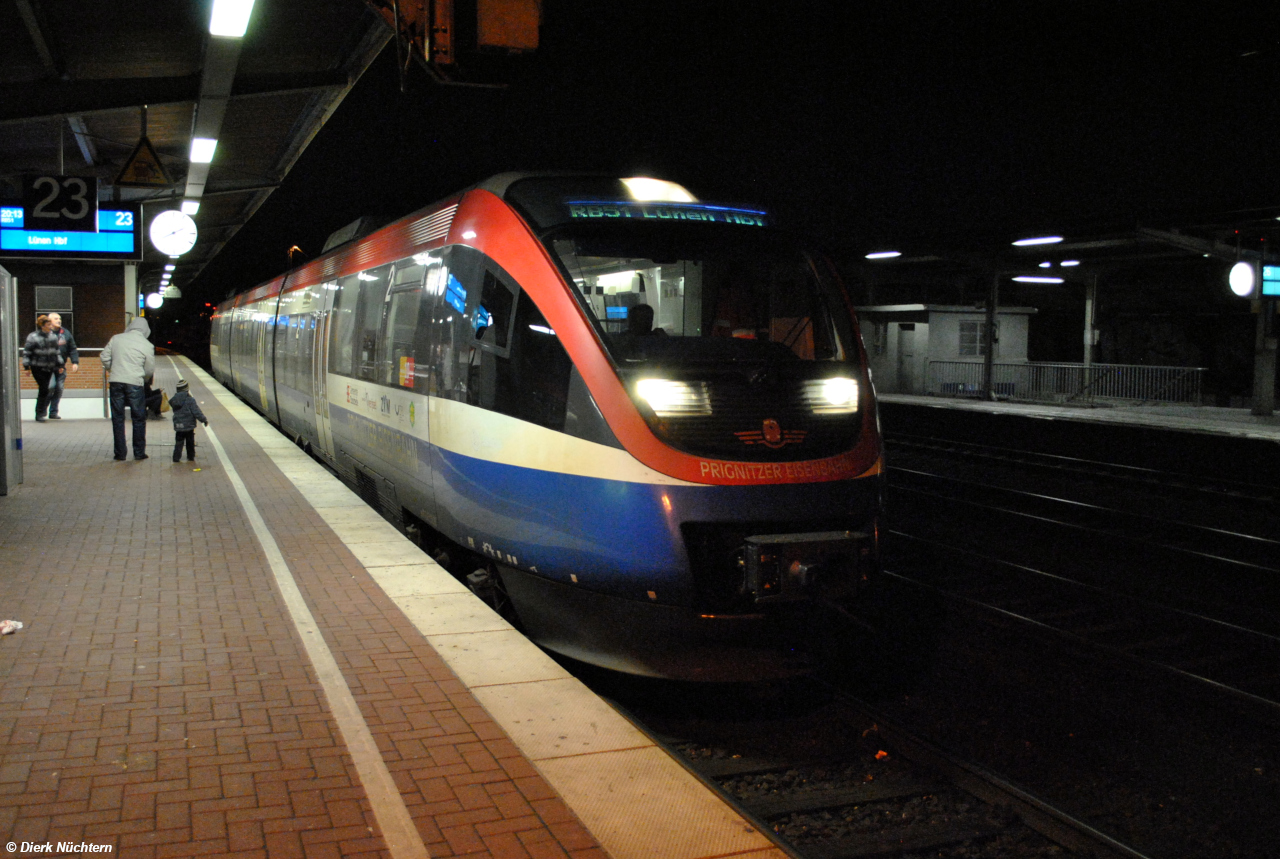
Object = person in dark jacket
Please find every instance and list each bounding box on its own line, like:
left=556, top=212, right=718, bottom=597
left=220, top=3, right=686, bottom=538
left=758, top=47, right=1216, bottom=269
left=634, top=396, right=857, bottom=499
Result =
left=21, top=314, right=65, bottom=422
left=168, top=378, right=209, bottom=463
left=46, top=312, right=79, bottom=420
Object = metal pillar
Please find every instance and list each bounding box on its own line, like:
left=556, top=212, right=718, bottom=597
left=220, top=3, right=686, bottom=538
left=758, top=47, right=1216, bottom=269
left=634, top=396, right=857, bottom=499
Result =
left=982, top=271, right=999, bottom=400
left=123, top=262, right=138, bottom=322
left=1252, top=297, right=1277, bottom=417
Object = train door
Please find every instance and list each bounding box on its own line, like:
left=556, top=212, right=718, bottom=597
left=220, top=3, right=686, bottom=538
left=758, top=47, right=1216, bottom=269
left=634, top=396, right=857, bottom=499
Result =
left=311, top=281, right=337, bottom=460
left=896, top=323, right=917, bottom=393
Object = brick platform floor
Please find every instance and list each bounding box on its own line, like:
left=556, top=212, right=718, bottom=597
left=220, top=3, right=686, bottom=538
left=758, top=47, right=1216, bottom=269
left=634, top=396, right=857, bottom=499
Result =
left=0, top=366, right=605, bottom=858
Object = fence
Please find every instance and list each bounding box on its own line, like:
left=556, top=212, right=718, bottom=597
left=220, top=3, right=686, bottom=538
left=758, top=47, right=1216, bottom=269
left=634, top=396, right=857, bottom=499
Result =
left=927, top=360, right=1205, bottom=405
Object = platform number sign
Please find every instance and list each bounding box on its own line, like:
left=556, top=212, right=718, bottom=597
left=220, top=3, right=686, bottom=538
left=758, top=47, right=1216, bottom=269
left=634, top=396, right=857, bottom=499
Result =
left=22, top=174, right=99, bottom=233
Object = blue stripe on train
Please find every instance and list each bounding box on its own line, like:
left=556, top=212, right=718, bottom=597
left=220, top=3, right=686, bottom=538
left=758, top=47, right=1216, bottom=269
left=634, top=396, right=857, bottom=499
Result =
left=431, top=445, right=879, bottom=604
left=327, top=402, right=878, bottom=604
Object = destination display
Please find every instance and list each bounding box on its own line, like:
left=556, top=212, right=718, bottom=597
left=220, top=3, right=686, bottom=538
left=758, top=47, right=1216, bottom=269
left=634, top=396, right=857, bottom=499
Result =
left=0, top=205, right=141, bottom=260
left=566, top=199, right=769, bottom=226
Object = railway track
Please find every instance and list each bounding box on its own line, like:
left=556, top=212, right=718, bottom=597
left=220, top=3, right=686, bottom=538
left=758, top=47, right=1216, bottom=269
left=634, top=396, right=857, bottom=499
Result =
left=884, top=432, right=1280, bottom=506
left=585, top=676, right=1152, bottom=859
left=879, top=439, right=1280, bottom=722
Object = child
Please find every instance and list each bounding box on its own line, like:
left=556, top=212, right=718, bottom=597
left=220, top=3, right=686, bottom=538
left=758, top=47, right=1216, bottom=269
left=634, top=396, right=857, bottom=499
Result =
left=168, top=378, right=209, bottom=462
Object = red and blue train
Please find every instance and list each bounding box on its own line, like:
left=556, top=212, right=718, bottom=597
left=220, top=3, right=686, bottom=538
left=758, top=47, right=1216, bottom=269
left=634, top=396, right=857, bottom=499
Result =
left=211, top=174, right=884, bottom=681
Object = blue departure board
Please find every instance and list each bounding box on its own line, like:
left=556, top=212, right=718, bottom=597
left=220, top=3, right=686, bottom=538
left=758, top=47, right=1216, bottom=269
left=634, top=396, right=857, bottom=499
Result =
left=0, top=206, right=142, bottom=260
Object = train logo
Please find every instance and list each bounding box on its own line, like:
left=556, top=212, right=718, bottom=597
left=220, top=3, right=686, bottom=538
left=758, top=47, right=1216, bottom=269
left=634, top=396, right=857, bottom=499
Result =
left=735, top=419, right=807, bottom=449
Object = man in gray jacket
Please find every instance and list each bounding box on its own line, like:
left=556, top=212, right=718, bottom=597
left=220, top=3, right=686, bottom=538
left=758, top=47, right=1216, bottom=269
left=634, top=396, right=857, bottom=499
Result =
left=100, top=317, right=156, bottom=460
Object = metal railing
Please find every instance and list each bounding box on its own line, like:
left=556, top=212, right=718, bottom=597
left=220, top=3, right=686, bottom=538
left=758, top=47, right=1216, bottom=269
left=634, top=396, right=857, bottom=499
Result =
left=927, top=360, right=1206, bottom=405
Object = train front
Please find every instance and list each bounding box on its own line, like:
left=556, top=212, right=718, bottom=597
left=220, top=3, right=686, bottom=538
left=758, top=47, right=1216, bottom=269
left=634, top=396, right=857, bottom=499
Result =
left=486, top=176, right=884, bottom=681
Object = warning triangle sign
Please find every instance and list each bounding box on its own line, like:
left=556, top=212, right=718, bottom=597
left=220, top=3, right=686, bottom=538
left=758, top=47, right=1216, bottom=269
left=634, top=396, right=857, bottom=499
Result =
left=115, top=136, right=172, bottom=187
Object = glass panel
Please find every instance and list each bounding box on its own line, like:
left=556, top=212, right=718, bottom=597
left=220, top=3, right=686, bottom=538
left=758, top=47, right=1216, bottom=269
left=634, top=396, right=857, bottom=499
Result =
left=547, top=224, right=855, bottom=370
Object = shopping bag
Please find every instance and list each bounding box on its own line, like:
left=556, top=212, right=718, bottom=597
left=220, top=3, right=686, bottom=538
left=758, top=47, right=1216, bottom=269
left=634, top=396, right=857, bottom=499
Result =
left=160, top=390, right=171, bottom=413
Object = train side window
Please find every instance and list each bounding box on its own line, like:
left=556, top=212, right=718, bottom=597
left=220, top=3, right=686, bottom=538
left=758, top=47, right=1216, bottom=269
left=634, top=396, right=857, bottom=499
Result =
left=378, top=260, right=428, bottom=390
left=329, top=273, right=360, bottom=377
left=355, top=265, right=392, bottom=383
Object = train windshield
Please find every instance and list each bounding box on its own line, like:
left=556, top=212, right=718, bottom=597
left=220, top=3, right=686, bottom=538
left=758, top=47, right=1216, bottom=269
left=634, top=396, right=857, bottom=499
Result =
left=545, top=223, right=859, bottom=369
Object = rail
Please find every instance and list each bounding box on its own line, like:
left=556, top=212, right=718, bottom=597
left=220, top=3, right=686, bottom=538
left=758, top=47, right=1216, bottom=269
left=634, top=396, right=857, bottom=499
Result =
left=927, top=360, right=1205, bottom=405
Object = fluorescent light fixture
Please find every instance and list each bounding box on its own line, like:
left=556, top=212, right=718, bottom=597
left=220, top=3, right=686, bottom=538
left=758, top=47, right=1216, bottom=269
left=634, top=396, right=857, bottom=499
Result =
left=190, top=138, right=218, bottom=163
left=622, top=177, right=697, bottom=203
left=164, top=264, right=176, bottom=271
left=209, top=0, right=255, bottom=37
left=180, top=200, right=200, bottom=215
left=1013, top=275, right=1065, bottom=283
left=1060, top=260, right=1080, bottom=267
left=865, top=251, right=902, bottom=260
left=1012, top=235, right=1064, bottom=246
left=635, top=379, right=712, bottom=416
left=1039, top=261, right=1052, bottom=268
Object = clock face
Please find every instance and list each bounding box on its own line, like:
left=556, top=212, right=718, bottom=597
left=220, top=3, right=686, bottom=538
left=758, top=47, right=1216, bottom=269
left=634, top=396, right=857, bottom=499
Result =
left=150, top=210, right=198, bottom=256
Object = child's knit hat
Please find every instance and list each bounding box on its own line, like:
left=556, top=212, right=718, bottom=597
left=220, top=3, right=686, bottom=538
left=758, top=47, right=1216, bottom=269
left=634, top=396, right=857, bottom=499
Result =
left=175, top=378, right=189, bottom=393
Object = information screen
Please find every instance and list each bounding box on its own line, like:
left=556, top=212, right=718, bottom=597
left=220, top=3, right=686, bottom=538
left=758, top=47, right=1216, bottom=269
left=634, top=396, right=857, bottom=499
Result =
left=0, top=206, right=142, bottom=261
left=1263, top=265, right=1280, bottom=297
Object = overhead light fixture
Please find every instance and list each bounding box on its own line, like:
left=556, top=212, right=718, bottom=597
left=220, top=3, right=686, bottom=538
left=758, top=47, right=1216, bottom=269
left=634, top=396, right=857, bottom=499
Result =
left=1012, top=235, right=1064, bottom=246
left=209, top=0, right=255, bottom=37
left=164, top=264, right=176, bottom=272
left=1013, top=275, right=1065, bottom=283
left=1038, top=261, right=1052, bottom=268
left=1060, top=260, right=1080, bottom=267
left=181, top=200, right=200, bottom=215
left=190, top=138, right=218, bottom=163
left=145, top=293, right=164, bottom=309
left=865, top=251, right=902, bottom=260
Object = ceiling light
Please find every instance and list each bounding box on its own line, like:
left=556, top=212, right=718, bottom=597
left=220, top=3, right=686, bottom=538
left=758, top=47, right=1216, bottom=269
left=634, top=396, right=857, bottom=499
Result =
left=1012, top=235, right=1064, bottom=246
left=210, top=0, right=255, bottom=37
left=190, top=138, right=218, bottom=163
left=164, top=264, right=175, bottom=271
left=1061, top=260, right=1080, bottom=267
left=865, top=251, right=902, bottom=260
left=181, top=200, right=200, bottom=215
left=1038, top=262, right=1052, bottom=268
left=1013, top=276, right=1065, bottom=283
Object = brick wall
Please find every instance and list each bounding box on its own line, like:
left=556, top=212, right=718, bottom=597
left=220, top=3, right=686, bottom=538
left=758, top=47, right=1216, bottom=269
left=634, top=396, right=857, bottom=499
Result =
left=19, top=356, right=106, bottom=391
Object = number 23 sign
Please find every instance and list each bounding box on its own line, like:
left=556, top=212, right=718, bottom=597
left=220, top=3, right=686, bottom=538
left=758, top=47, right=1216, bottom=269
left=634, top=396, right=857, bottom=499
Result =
left=22, top=174, right=99, bottom=233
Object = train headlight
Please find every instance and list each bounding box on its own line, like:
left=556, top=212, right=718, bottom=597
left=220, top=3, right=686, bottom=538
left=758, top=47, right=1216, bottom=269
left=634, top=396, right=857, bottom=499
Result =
left=803, top=377, right=859, bottom=414
left=635, top=379, right=712, bottom=416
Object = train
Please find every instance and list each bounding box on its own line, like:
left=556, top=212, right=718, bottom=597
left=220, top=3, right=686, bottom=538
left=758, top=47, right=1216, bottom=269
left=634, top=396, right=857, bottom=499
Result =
left=211, top=173, right=885, bottom=681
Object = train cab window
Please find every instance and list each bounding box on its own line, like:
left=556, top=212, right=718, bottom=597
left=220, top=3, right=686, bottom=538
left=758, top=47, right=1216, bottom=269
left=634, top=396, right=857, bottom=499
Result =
left=476, top=270, right=515, bottom=352
left=433, top=247, right=571, bottom=430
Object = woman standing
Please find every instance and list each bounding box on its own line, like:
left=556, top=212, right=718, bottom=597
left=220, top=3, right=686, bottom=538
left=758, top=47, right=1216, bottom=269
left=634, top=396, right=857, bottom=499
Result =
left=22, top=314, right=65, bottom=422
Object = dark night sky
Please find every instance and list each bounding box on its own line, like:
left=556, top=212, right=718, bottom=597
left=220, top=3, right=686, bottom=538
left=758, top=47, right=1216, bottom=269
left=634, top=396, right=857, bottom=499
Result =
left=187, top=1, right=1280, bottom=309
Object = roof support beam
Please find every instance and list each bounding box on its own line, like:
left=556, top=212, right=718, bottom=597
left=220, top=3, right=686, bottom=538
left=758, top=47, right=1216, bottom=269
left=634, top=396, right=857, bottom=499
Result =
left=0, top=72, right=349, bottom=125
left=14, top=0, right=62, bottom=77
